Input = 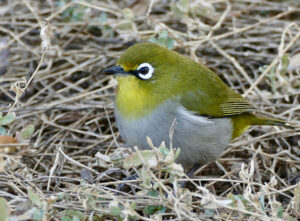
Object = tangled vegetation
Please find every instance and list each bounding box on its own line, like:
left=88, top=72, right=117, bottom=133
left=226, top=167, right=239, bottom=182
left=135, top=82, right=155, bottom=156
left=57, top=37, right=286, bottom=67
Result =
left=0, top=0, right=299, bottom=220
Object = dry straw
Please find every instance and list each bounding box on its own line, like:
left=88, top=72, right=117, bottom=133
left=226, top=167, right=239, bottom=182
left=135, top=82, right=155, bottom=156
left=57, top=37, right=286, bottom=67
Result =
left=0, top=0, right=299, bottom=220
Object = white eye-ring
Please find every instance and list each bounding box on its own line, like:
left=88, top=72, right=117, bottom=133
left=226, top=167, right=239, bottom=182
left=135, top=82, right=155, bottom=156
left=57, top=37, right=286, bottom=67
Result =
left=137, top=63, right=154, bottom=80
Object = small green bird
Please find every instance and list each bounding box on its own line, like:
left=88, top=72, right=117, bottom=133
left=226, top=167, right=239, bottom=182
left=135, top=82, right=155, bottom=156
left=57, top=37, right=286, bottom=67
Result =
left=103, top=42, right=292, bottom=169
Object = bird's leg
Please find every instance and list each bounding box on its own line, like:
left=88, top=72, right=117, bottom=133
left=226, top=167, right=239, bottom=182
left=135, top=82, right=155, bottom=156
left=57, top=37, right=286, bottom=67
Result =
left=180, top=163, right=201, bottom=188
left=116, top=173, right=139, bottom=192
left=187, top=163, right=201, bottom=177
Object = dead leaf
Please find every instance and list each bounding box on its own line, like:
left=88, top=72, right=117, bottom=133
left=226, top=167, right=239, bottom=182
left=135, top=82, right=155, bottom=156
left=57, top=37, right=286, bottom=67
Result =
left=0, top=135, right=18, bottom=154
left=130, top=0, right=151, bottom=17
left=288, top=51, right=300, bottom=71
left=95, top=151, right=111, bottom=168
left=80, top=169, right=94, bottom=184
left=123, top=149, right=157, bottom=169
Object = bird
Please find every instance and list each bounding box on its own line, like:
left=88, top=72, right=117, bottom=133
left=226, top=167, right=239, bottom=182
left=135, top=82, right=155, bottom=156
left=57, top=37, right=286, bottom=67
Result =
left=103, top=42, right=293, bottom=170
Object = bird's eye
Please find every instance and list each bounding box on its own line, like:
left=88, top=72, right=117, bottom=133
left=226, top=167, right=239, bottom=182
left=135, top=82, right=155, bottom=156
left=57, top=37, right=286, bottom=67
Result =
left=139, top=66, right=149, bottom=75
left=137, top=63, right=154, bottom=80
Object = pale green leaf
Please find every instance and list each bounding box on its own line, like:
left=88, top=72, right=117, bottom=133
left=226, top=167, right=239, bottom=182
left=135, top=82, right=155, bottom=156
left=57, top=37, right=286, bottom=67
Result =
left=122, top=8, right=134, bottom=21
left=159, top=146, right=170, bottom=156
left=174, top=148, right=181, bottom=160
left=277, top=206, right=283, bottom=218
left=32, top=207, right=43, bottom=220
left=287, top=216, right=298, bottom=221
left=0, top=112, right=15, bottom=126
left=280, top=53, right=289, bottom=74
left=65, top=209, right=84, bottom=220
left=123, top=150, right=157, bottom=169
left=130, top=202, right=136, bottom=210
left=143, top=205, right=165, bottom=216
left=99, top=12, right=107, bottom=23
left=147, top=189, right=159, bottom=197
left=61, top=216, right=72, bottom=221
left=28, top=187, right=42, bottom=207
left=0, top=197, right=9, bottom=221
left=110, top=206, right=121, bottom=216
left=148, top=31, right=174, bottom=50
left=259, top=195, right=265, bottom=212
left=0, top=127, right=6, bottom=135
left=20, top=125, right=35, bottom=140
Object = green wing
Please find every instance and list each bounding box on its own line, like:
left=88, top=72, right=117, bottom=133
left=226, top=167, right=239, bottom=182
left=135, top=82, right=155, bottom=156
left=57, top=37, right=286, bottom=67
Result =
left=179, top=88, right=253, bottom=117
left=150, top=45, right=254, bottom=118
left=177, top=62, right=254, bottom=118
left=220, top=93, right=254, bottom=116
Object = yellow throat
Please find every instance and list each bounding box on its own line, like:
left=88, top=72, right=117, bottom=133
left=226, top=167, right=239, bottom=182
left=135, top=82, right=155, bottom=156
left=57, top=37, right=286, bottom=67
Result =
left=116, top=76, right=162, bottom=119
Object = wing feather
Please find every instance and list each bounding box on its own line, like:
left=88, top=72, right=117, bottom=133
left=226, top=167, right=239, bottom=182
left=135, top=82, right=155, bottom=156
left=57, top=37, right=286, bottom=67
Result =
left=179, top=89, right=254, bottom=118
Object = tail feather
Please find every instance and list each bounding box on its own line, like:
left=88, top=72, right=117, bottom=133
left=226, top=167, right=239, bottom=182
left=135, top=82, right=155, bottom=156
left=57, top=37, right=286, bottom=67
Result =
left=231, top=113, right=295, bottom=139
left=252, top=116, right=295, bottom=129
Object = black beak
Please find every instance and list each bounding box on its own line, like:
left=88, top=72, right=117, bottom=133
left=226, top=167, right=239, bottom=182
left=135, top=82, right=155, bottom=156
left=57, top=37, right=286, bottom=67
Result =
left=102, top=65, right=127, bottom=75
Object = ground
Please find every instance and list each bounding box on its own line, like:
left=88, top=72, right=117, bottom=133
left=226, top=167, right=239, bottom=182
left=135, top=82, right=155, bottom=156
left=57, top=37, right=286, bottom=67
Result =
left=0, top=0, right=299, bottom=220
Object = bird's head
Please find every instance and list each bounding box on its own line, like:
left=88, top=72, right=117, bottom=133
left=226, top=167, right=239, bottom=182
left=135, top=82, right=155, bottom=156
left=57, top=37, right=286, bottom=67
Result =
left=103, top=42, right=179, bottom=85
left=102, top=42, right=201, bottom=118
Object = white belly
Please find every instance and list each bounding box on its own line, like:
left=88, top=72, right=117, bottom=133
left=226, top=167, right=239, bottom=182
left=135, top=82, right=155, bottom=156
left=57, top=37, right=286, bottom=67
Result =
left=115, top=100, right=233, bottom=168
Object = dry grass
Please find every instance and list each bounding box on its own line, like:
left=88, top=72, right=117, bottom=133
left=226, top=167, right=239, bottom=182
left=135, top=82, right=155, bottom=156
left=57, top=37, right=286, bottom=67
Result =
left=0, top=0, right=300, bottom=220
